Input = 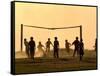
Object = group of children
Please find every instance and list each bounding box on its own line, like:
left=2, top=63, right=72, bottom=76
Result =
left=24, top=36, right=84, bottom=61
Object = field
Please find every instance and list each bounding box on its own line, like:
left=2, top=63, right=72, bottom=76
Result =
left=15, top=49, right=97, bottom=74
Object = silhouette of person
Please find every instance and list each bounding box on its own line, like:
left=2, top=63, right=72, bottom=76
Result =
left=29, top=37, right=36, bottom=60
left=24, top=38, right=30, bottom=58
left=45, top=38, right=53, bottom=54
left=72, top=37, right=80, bottom=57
left=95, top=38, right=97, bottom=52
left=37, top=41, right=46, bottom=57
left=54, top=37, right=59, bottom=58
left=65, top=40, right=71, bottom=54
left=79, top=39, right=84, bottom=61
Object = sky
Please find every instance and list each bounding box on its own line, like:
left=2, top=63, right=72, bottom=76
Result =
left=15, top=2, right=97, bottom=52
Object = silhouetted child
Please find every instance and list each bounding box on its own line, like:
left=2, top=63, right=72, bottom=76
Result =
left=45, top=38, right=53, bottom=54
left=79, top=39, right=84, bottom=61
left=72, top=37, right=80, bottom=57
left=65, top=40, right=71, bottom=54
left=54, top=37, right=59, bottom=58
left=37, top=42, right=46, bottom=57
left=29, top=37, right=36, bottom=61
left=24, top=38, right=30, bottom=58
left=93, top=38, right=97, bottom=52
left=95, top=38, right=97, bottom=52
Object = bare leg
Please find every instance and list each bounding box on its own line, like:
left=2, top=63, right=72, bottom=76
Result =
left=73, top=49, right=76, bottom=57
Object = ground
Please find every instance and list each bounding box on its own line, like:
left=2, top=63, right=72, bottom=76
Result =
left=15, top=49, right=97, bottom=74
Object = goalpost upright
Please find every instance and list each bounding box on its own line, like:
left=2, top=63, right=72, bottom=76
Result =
left=20, top=24, right=82, bottom=52
left=21, top=24, right=23, bottom=52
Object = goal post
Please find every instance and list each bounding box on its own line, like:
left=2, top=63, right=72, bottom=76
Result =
left=21, top=24, right=23, bottom=52
left=20, top=24, right=82, bottom=52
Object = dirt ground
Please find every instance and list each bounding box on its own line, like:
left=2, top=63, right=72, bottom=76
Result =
left=15, top=49, right=97, bottom=74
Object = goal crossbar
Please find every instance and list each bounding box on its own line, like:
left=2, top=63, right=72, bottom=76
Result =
left=24, top=25, right=80, bottom=30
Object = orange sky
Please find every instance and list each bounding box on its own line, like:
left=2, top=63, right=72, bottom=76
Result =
left=15, top=2, right=96, bottom=52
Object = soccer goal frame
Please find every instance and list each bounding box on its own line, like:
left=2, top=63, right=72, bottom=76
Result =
left=20, top=24, right=82, bottom=52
